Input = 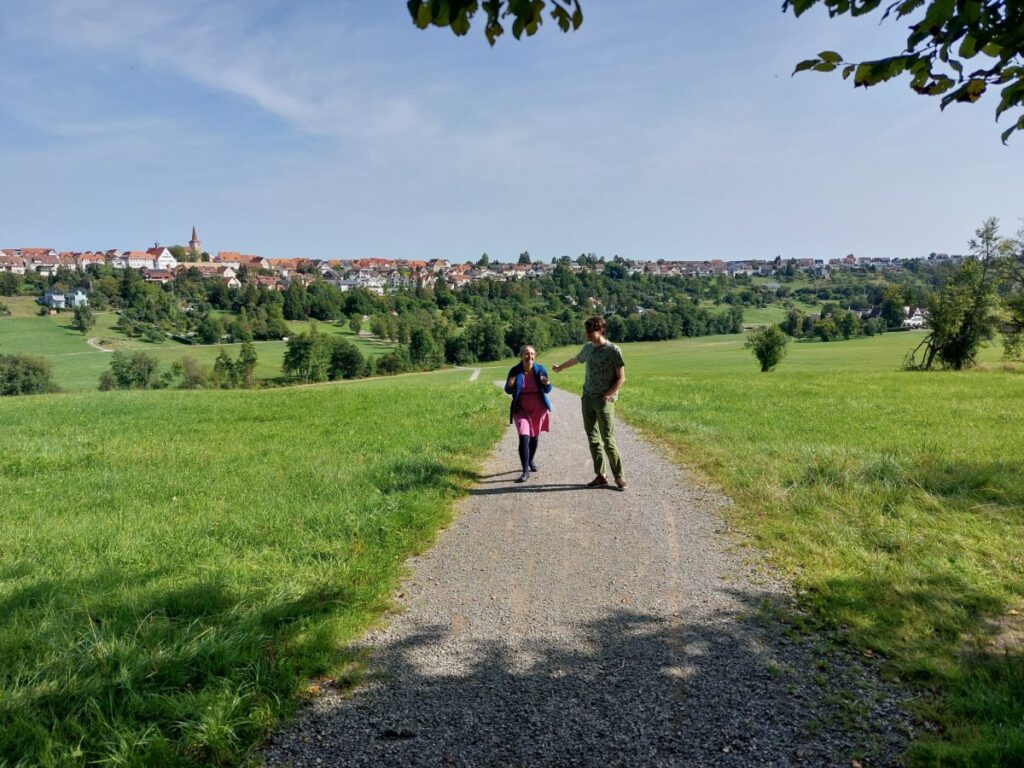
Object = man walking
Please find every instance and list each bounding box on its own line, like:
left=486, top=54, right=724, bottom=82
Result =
left=552, top=316, right=627, bottom=491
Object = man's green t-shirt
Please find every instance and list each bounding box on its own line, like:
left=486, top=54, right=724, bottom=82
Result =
left=577, top=341, right=625, bottom=400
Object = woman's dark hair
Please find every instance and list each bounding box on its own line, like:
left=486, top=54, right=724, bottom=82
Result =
left=584, top=316, right=606, bottom=333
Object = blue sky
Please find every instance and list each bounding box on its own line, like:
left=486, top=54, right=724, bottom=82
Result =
left=1, top=1, right=1020, bottom=262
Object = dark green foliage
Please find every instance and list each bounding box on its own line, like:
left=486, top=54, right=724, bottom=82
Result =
left=237, top=341, right=258, bottom=388
left=744, top=325, right=789, bottom=372
left=815, top=317, right=838, bottom=341
left=780, top=307, right=805, bottom=337
left=282, top=326, right=332, bottom=382
left=212, top=349, right=238, bottom=389
left=785, top=0, right=1024, bottom=142
left=105, top=352, right=161, bottom=390
left=444, top=334, right=474, bottom=365
left=409, top=327, right=442, bottom=368
left=169, top=357, right=211, bottom=389
left=283, top=281, right=306, bottom=321
left=328, top=337, right=369, bottom=380
left=906, top=219, right=1005, bottom=370
left=307, top=280, right=344, bottom=321
left=907, top=258, right=1001, bottom=370
left=0, top=272, right=21, bottom=295
left=196, top=313, right=223, bottom=344
left=465, top=316, right=507, bottom=362
left=375, top=348, right=411, bottom=375
left=408, top=0, right=583, bottom=45
left=0, top=354, right=59, bottom=396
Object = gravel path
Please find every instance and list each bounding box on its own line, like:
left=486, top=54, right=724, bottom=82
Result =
left=263, top=385, right=915, bottom=767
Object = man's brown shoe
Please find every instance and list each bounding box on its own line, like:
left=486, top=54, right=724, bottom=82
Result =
left=586, top=475, right=608, bottom=487
left=615, top=476, right=628, bottom=491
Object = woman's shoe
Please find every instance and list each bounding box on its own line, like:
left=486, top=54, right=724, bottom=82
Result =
left=515, top=471, right=530, bottom=483
left=529, top=461, right=539, bottom=472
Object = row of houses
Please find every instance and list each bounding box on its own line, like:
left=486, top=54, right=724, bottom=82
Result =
left=0, top=247, right=177, bottom=275
left=1, top=243, right=976, bottom=297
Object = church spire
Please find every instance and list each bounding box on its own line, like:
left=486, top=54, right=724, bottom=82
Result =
left=189, top=226, right=201, bottom=256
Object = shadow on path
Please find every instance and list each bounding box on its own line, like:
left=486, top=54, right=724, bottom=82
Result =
left=264, top=589, right=912, bottom=767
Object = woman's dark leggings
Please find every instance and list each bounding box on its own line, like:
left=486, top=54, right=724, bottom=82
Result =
left=518, top=435, right=538, bottom=473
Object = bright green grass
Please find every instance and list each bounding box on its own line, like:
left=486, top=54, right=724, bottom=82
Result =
left=554, top=332, right=1023, bottom=765
left=0, top=372, right=505, bottom=767
left=0, top=313, right=393, bottom=391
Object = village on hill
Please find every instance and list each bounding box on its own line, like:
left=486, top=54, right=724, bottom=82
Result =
left=1, top=227, right=968, bottom=302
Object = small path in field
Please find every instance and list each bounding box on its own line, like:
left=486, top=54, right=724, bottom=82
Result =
left=86, top=337, right=114, bottom=351
left=263, top=386, right=914, bottom=767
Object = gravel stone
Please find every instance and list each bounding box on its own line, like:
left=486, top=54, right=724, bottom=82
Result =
left=262, top=385, right=916, bottom=767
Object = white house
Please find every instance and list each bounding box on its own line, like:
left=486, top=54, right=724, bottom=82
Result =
left=66, top=289, right=89, bottom=308
left=40, top=289, right=66, bottom=310
left=123, top=251, right=153, bottom=269
left=903, top=306, right=929, bottom=328
left=147, top=247, right=178, bottom=271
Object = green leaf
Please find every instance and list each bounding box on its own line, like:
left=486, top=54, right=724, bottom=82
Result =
left=981, top=43, right=1002, bottom=58
left=1000, top=114, right=1024, bottom=145
left=818, top=50, right=843, bottom=64
left=959, top=34, right=977, bottom=59
left=813, top=62, right=838, bottom=72
left=793, top=58, right=819, bottom=74
left=452, top=7, right=471, bottom=35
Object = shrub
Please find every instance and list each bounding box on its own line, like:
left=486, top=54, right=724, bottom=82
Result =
left=744, top=325, right=789, bottom=373
left=103, top=352, right=161, bottom=390
left=328, top=338, right=368, bottom=380
left=0, top=354, right=59, bottom=396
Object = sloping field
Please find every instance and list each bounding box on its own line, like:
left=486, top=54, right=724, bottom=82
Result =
left=550, top=332, right=1024, bottom=765
left=0, top=371, right=504, bottom=766
left=0, top=311, right=391, bottom=391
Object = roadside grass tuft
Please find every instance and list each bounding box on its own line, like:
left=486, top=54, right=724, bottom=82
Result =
left=0, top=371, right=504, bottom=766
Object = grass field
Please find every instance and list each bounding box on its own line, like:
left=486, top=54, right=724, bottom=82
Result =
left=4, top=324, right=1022, bottom=765
left=0, top=306, right=393, bottom=391
left=544, top=332, right=1024, bottom=766
left=0, top=371, right=505, bottom=766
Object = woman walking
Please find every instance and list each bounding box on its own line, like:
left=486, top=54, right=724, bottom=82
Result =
left=504, top=345, right=553, bottom=483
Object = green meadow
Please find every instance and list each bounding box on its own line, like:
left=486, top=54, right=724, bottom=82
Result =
left=543, top=332, right=1024, bottom=766
left=3, top=321, right=1023, bottom=765
left=0, top=372, right=504, bottom=766
left=0, top=308, right=392, bottom=391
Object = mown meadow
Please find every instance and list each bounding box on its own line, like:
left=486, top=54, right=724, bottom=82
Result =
left=0, top=303, right=392, bottom=391
left=0, top=372, right=504, bottom=766
left=540, top=331, right=1024, bottom=766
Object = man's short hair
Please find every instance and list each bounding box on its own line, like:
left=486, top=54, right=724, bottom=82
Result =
left=585, top=316, right=606, bottom=333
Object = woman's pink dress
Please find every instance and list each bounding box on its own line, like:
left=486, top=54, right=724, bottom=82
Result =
left=514, top=370, right=550, bottom=437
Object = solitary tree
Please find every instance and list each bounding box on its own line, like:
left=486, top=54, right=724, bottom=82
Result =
left=905, top=218, right=1005, bottom=370
left=744, top=325, right=789, bottom=372
left=72, top=304, right=95, bottom=335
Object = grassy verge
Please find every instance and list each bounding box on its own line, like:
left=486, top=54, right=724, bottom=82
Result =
left=554, top=333, right=1024, bottom=765
left=0, top=371, right=504, bottom=766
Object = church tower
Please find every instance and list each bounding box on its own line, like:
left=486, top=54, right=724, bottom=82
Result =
left=189, top=226, right=202, bottom=257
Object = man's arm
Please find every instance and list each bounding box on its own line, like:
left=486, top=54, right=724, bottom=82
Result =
left=552, top=357, right=579, bottom=374
left=603, top=366, right=624, bottom=401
